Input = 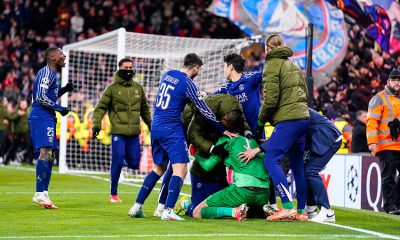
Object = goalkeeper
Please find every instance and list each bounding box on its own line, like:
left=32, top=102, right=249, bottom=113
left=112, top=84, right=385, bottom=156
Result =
left=192, top=110, right=270, bottom=221
left=172, top=94, right=252, bottom=217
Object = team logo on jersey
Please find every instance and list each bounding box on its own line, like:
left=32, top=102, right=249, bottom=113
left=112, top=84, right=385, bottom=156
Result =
left=239, top=84, right=245, bottom=91
left=118, top=91, right=122, bottom=95
left=114, top=136, right=118, bottom=141
left=196, top=182, right=202, bottom=188
left=40, top=77, right=50, bottom=89
left=49, top=137, right=53, bottom=143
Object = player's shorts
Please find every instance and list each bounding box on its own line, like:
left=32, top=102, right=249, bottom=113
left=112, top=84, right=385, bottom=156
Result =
left=205, top=184, right=269, bottom=209
left=29, top=118, right=58, bottom=154
left=151, top=130, right=189, bottom=165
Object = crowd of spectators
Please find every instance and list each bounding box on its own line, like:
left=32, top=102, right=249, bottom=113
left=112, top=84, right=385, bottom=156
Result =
left=1, top=0, right=400, bottom=165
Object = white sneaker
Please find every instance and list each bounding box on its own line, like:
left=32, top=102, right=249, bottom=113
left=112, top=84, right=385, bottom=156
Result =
left=154, top=208, right=164, bottom=217
left=310, top=207, right=336, bottom=223
left=161, top=208, right=185, bottom=221
left=32, top=193, right=52, bottom=209
left=306, top=206, right=318, bottom=219
left=128, top=203, right=145, bottom=218
left=263, top=203, right=278, bottom=216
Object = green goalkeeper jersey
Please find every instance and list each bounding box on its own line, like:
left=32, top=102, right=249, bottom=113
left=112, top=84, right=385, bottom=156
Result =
left=196, top=135, right=270, bottom=189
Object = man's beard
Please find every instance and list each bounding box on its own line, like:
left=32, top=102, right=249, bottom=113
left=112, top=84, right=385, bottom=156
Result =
left=388, top=85, right=400, bottom=95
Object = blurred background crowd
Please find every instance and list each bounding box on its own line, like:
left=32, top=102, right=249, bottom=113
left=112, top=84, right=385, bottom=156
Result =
left=0, top=0, right=399, bottom=165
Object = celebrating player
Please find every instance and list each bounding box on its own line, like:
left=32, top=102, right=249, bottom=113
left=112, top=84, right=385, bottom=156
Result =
left=29, top=47, right=73, bottom=209
left=128, top=53, right=235, bottom=220
left=215, top=53, right=262, bottom=135
left=193, top=110, right=270, bottom=221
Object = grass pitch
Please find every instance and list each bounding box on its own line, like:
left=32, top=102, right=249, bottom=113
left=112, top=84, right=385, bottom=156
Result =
left=0, top=166, right=399, bottom=240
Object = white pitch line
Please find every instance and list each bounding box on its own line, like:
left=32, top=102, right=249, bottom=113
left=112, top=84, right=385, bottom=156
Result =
left=320, top=222, right=400, bottom=240
left=4, top=192, right=136, bottom=195
left=0, top=233, right=377, bottom=239
left=3, top=166, right=399, bottom=239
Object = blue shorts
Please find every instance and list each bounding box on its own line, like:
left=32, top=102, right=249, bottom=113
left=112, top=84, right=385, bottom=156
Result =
left=29, top=118, right=58, bottom=154
left=151, top=130, right=189, bottom=165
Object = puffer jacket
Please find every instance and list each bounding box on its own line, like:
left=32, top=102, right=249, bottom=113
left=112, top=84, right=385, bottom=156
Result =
left=259, top=47, right=309, bottom=125
left=93, top=74, right=151, bottom=136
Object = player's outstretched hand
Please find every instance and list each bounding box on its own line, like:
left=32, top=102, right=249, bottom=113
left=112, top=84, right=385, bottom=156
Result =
left=238, top=146, right=261, bottom=164
left=223, top=130, right=238, bottom=139
left=210, top=141, right=228, bottom=159
left=60, top=107, right=70, bottom=116
left=92, top=126, right=101, bottom=139
left=65, top=82, right=74, bottom=92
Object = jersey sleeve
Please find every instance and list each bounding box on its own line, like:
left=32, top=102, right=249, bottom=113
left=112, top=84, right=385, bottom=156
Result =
left=214, top=80, right=231, bottom=94
left=186, top=79, right=225, bottom=133
left=35, top=69, right=63, bottom=112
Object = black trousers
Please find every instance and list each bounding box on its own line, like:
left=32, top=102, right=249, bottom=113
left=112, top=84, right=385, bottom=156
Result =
left=378, top=150, right=400, bottom=213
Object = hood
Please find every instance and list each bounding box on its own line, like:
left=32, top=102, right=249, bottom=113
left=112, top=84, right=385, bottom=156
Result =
left=266, top=47, right=293, bottom=61
left=206, top=94, right=241, bottom=119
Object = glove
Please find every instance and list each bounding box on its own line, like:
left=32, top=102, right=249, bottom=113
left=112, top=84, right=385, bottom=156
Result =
left=255, top=124, right=265, bottom=140
left=388, top=118, right=400, bottom=141
left=92, top=126, right=101, bottom=138
left=59, top=107, right=70, bottom=116
left=210, top=141, right=228, bottom=159
left=65, top=82, right=74, bottom=92
left=244, top=130, right=253, bottom=139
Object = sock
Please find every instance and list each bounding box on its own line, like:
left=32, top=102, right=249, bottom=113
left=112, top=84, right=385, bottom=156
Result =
left=165, top=176, right=183, bottom=209
left=200, top=207, right=233, bottom=219
left=156, top=203, right=165, bottom=212
left=43, top=160, right=53, bottom=191
left=36, top=160, right=49, bottom=192
left=282, top=201, right=294, bottom=210
left=297, top=209, right=306, bottom=214
left=158, top=166, right=173, bottom=205
left=136, top=171, right=161, bottom=204
left=270, top=203, right=278, bottom=210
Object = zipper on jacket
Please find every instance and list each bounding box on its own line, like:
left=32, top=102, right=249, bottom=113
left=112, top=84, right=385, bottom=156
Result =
left=128, top=87, right=131, bottom=135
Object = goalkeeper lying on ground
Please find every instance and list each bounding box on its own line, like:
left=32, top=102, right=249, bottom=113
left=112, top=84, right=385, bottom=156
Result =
left=191, top=110, right=270, bottom=221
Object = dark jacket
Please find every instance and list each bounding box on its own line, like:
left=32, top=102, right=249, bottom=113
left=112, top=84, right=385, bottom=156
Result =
left=259, top=47, right=309, bottom=125
left=351, top=120, right=369, bottom=153
left=93, top=74, right=151, bottom=136
left=188, top=94, right=249, bottom=182
left=307, top=108, right=342, bottom=155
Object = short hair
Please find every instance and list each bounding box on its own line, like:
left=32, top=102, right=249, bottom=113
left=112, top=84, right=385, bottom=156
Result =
left=224, top=53, right=245, bottom=73
left=45, top=47, right=59, bottom=59
left=118, top=57, right=133, bottom=67
left=265, top=34, right=284, bottom=50
left=183, top=53, right=203, bottom=68
left=221, top=110, right=244, bottom=134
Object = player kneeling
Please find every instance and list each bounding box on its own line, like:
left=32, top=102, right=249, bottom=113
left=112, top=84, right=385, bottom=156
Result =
left=192, top=110, right=270, bottom=221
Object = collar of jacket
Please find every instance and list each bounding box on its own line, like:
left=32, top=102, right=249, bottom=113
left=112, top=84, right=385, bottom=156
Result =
left=265, top=47, right=293, bottom=61
left=384, top=85, right=399, bottom=97
left=113, top=74, right=134, bottom=86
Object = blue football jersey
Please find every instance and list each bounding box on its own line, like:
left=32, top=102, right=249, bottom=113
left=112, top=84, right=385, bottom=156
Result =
left=29, top=65, right=63, bottom=120
left=152, top=70, right=223, bottom=132
left=215, top=71, right=262, bottom=133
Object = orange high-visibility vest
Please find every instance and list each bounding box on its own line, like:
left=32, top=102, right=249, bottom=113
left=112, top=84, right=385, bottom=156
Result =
left=366, top=86, right=400, bottom=153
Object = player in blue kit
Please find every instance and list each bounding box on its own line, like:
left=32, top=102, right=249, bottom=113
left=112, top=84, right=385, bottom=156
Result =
left=29, top=47, right=73, bottom=209
left=129, top=53, right=235, bottom=220
left=215, top=53, right=277, bottom=211
left=215, top=53, right=262, bottom=134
